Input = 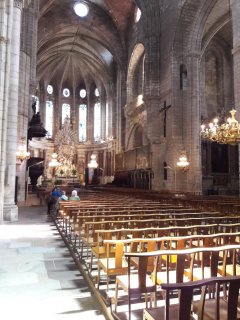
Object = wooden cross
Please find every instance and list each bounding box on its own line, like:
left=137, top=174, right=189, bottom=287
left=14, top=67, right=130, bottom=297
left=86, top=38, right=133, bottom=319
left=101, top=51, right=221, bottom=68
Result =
left=159, top=101, right=172, bottom=137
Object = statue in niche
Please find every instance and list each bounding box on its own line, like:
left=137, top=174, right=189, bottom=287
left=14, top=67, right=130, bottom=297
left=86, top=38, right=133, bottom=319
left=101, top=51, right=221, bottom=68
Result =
left=32, top=99, right=37, bottom=114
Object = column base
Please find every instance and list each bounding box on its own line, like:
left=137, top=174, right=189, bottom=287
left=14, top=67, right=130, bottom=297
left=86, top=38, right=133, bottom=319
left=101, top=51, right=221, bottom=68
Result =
left=3, top=204, right=18, bottom=221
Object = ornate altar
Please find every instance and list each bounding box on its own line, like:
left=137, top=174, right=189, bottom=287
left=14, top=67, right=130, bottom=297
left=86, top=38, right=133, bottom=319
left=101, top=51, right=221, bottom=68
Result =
left=54, top=117, right=78, bottom=178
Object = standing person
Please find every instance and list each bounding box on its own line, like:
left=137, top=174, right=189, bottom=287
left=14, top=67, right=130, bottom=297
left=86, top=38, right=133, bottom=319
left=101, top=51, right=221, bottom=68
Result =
left=69, top=190, right=80, bottom=201
left=47, top=187, right=62, bottom=214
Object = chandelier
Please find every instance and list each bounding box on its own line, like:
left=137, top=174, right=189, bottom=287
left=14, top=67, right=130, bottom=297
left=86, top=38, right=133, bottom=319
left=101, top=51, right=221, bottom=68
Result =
left=16, top=138, right=30, bottom=162
left=201, top=109, right=240, bottom=145
left=49, top=153, right=60, bottom=167
left=88, top=154, right=98, bottom=169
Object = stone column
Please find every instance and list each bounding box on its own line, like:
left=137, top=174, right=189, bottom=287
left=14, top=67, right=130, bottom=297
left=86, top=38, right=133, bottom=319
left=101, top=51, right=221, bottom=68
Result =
left=3, top=0, right=23, bottom=221
left=185, top=53, right=202, bottom=194
left=144, top=96, right=163, bottom=191
left=0, top=0, right=13, bottom=223
left=39, top=81, right=46, bottom=129
left=231, top=0, right=240, bottom=195
left=115, top=68, right=126, bottom=153
left=16, top=52, right=30, bottom=203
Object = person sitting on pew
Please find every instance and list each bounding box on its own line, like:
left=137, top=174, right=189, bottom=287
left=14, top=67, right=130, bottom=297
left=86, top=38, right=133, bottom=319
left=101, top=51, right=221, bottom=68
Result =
left=59, top=190, right=68, bottom=201
left=55, top=190, right=68, bottom=214
left=69, top=189, right=80, bottom=201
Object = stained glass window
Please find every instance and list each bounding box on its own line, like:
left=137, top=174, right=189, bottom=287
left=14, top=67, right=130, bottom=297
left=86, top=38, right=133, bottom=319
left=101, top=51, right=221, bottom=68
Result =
left=79, top=104, right=87, bottom=142
left=62, top=103, right=70, bottom=124
left=94, top=102, right=101, bottom=141
left=106, top=102, right=109, bottom=138
left=46, top=101, right=53, bottom=138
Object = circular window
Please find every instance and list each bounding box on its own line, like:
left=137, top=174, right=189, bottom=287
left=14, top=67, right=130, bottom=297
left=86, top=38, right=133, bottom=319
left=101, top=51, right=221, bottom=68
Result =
left=74, top=2, right=89, bottom=17
left=95, top=88, right=100, bottom=97
left=80, top=89, right=87, bottom=98
left=47, top=85, right=53, bottom=94
left=63, top=88, right=70, bottom=97
left=135, top=7, right=141, bottom=23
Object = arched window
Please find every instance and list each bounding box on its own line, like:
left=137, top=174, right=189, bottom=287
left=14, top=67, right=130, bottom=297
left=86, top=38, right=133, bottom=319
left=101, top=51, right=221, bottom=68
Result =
left=134, top=7, right=141, bottom=23
left=94, top=102, right=101, bottom=141
left=79, top=104, right=87, bottom=142
left=95, top=88, right=100, bottom=97
left=45, top=101, right=53, bottom=138
left=62, top=103, right=70, bottom=124
left=106, top=102, right=109, bottom=138
left=127, top=44, right=145, bottom=102
left=180, top=64, right=187, bottom=90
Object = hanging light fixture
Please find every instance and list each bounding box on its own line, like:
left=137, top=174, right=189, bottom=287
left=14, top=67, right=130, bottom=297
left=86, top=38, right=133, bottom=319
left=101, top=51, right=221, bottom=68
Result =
left=201, top=109, right=240, bottom=145
left=48, top=153, right=60, bottom=167
left=16, top=137, right=30, bottom=162
left=201, top=0, right=237, bottom=145
left=88, top=154, right=98, bottom=169
left=176, top=151, right=190, bottom=171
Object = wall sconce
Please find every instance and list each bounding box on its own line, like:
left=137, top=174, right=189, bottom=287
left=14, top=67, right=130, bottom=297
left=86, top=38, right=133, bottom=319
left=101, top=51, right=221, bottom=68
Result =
left=176, top=151, right=190, bottom=171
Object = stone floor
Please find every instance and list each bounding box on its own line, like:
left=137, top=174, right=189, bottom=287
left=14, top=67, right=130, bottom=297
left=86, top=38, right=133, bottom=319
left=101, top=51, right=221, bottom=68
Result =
left=0, top=205, right=107, bottom=320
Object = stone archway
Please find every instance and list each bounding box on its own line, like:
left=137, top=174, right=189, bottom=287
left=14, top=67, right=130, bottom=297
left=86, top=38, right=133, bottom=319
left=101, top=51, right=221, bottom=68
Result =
left=126, top=43, right=145, bottom=103
left=171, top=0, right=232, bottom=194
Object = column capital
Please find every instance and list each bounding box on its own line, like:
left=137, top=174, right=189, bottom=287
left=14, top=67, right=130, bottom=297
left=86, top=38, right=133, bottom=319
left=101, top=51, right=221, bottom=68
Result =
left=14, top=0, right=24, bottom=10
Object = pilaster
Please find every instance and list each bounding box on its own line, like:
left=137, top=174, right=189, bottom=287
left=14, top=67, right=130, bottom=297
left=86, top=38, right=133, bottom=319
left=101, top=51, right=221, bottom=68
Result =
left=185, top=53, right=202, bottom=194
left=231, top=0, right=240, bottom=195
left=0, top=1, right=13, bottom=223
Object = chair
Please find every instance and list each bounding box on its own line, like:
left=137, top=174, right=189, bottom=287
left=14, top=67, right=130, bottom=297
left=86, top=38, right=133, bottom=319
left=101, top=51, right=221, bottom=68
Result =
left=97, top=240, right=129, bottom=290
left=216, top=244, right=240, bottom=300
left=143, top=276, right=240, bottom=320
left=90, top=230, right=122, bottom=272
left=114, top=251, right=159, bottom=320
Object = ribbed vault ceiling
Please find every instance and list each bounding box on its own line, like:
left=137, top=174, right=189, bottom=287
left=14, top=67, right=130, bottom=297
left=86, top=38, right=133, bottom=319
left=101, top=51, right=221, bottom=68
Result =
left=38, top=0, right=135, bottom=88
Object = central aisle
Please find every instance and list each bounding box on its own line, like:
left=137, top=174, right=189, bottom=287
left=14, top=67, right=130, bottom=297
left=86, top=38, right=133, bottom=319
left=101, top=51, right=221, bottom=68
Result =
left=0, top=206, right=106, bottom=320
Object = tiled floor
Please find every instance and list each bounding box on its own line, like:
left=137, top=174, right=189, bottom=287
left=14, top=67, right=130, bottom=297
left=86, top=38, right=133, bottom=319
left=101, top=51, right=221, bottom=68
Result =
left=0, top=205, right=107, bottom=320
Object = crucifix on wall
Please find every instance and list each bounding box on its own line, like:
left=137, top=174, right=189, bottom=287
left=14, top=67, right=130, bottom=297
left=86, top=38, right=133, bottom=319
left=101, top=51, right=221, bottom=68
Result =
left=159, top=101, right=172, bottom=137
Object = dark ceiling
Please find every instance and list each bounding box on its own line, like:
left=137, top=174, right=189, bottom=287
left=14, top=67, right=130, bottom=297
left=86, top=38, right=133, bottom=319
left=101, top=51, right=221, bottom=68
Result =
left=37, top=0, right=135, bottom=90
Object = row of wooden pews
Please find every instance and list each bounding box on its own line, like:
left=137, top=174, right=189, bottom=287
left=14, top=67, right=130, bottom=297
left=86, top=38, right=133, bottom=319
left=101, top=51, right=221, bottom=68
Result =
left=52, top=190, right=240, bottom=320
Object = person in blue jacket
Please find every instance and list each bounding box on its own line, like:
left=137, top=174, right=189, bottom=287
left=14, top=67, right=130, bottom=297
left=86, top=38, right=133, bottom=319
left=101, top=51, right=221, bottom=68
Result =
left=47, top=187, right=62, bottom=214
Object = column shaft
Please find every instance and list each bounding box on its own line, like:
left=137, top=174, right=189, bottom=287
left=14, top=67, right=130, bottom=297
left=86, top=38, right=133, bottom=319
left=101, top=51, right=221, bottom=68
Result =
left=3, top=0, right=23, bottom=221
